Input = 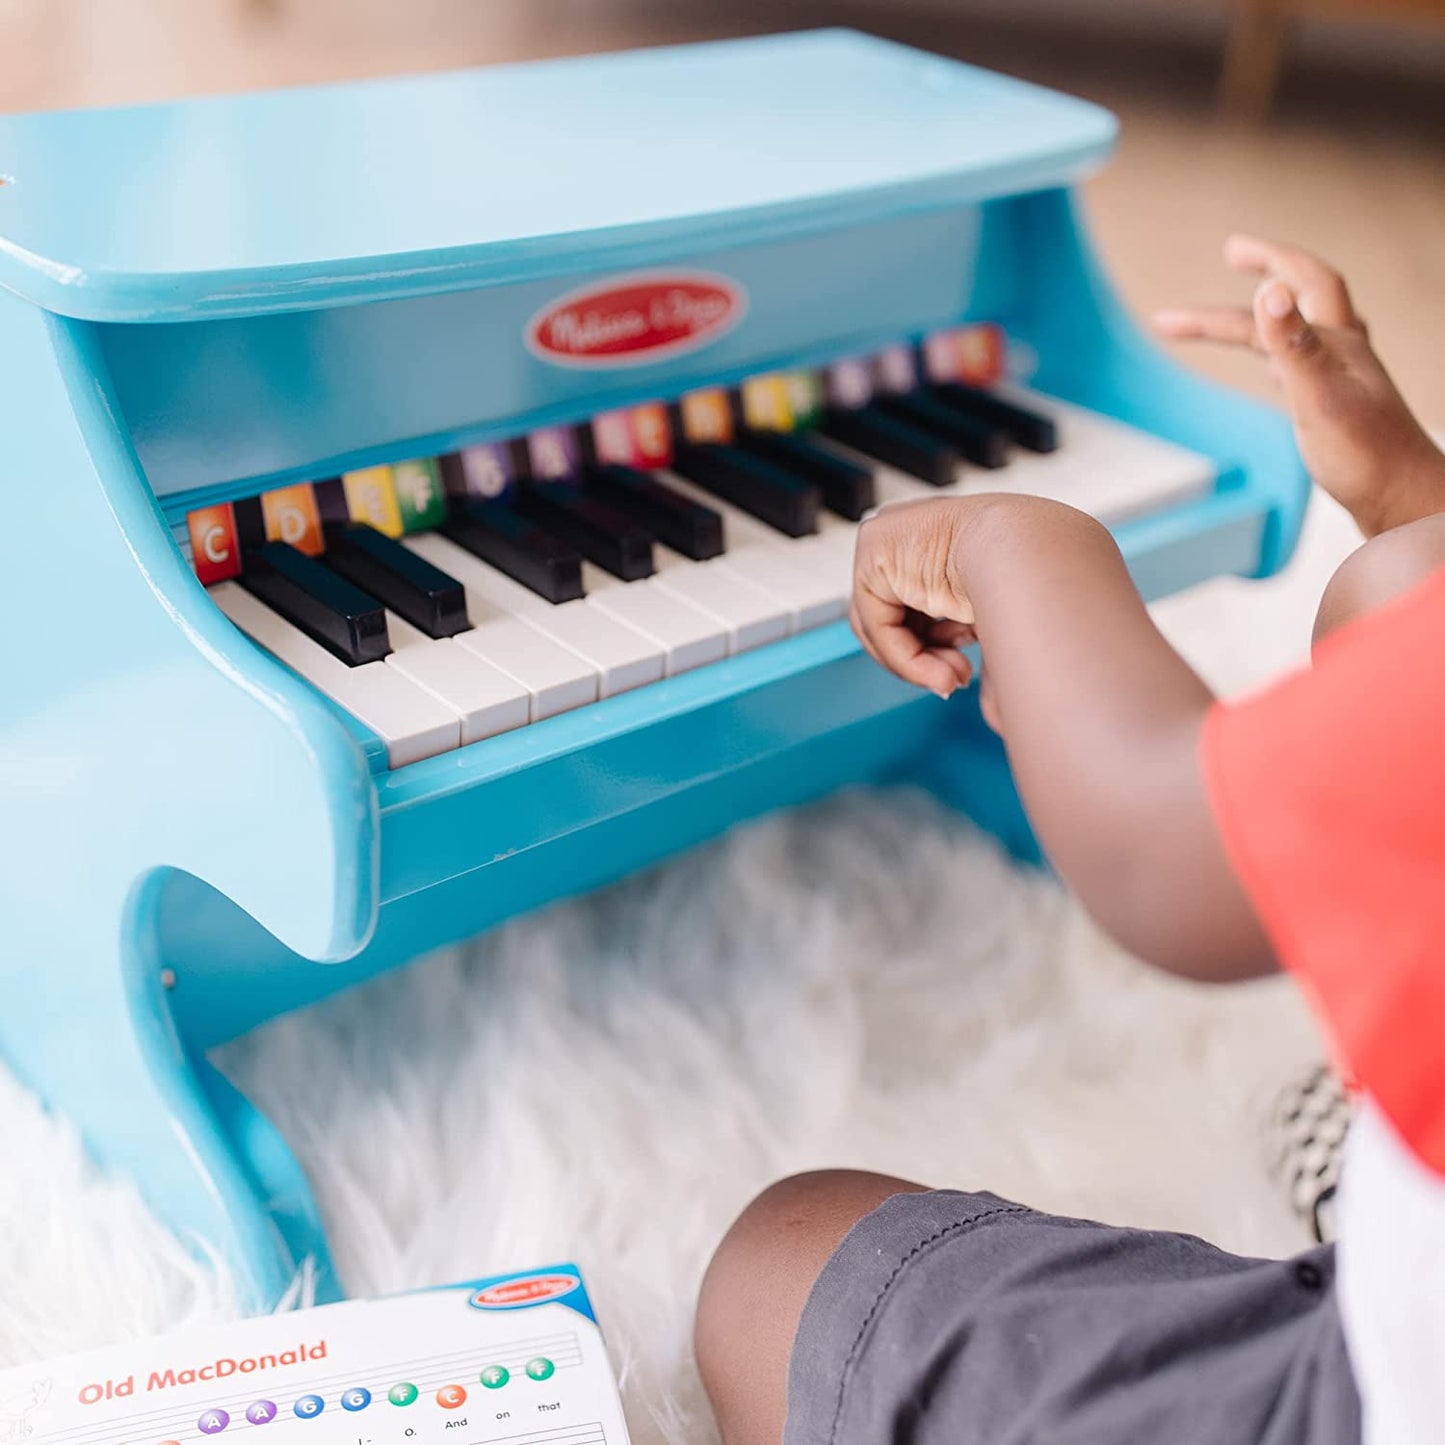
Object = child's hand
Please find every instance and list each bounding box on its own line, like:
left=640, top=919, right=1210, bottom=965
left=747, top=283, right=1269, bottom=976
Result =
left=849, top=496, right=980, bottom=702
left=850, top=493, right=1111, bottom=718
left=1153, top=234, right=1445, bottom=537
left=851, top=493, right=1272, bottom=979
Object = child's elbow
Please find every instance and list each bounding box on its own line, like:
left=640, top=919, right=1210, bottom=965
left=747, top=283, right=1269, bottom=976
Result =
left=1060, top=764, right=1278, bottom=983
left=1092, top=887, right=1279, bottom=982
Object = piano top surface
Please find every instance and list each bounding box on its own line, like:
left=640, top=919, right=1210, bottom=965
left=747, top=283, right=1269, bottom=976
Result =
left=0, top=29, right=1115, bottom=323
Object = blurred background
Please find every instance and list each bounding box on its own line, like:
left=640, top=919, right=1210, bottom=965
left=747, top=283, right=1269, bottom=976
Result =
left=5, top=0, right=1444, bottom=425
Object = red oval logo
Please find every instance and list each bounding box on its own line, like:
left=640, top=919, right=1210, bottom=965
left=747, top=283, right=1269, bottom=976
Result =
left=526, top=271, right=746, bottom=368
left=468, top=1273, right=581, bottom=1310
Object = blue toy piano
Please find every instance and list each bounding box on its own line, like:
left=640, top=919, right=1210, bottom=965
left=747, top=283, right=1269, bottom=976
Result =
left=0, top=29, right=1305, bottom=1309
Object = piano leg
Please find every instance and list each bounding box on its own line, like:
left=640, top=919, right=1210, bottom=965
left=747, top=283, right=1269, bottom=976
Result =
left=0, top=867, right=333, bottom=1311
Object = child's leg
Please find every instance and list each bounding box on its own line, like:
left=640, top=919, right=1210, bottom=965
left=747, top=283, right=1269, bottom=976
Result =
left=695, top=1170, right=927, bottom=1445
left=696, top=1175, right=1360, bottom=1445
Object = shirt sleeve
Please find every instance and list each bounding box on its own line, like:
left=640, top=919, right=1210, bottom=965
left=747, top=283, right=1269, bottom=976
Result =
left=1201, top=567, right=1445, bottom=1177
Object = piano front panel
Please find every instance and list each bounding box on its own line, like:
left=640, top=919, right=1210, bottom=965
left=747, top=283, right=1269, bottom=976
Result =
left=99, top=205, right=1015, bottom=503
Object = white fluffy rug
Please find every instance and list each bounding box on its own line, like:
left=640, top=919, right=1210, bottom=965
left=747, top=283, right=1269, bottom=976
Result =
left=0, top=498, right=1361, bottom=1445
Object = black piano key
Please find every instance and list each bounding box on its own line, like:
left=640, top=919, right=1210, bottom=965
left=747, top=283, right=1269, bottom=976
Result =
left=443, top=499, right=584, bottom=605
left=932, top=383, right=1059, bottom=453
left=873, top=391, right=1010, bottom=469
left=313, top=477, right=349, bottom=526
left=670, top=443, right=820, bottom=538
left=817, top=406, right=960, bottom=487
left=233, top=494, right=267, bottom=550
left=512, top=483, right=655, bottom=582
left=322, top=522, right=470, bottom=639
left=241, top=540, right=390, bottom=667
left=582, top=465, right=724, bottom=561
left=736, top=429, right=876, bottom=522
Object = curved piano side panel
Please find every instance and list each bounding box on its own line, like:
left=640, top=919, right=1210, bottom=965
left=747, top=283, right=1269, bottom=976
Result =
left=0, top=294, right=380, bottom=1304
left=166, top=635, right=955, bottom=1050
left=1002, top=188, right=1310, bottom=576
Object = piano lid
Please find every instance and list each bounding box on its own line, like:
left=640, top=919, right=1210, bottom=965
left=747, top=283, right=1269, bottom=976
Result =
left=0, top=29, right=1115, bottom=323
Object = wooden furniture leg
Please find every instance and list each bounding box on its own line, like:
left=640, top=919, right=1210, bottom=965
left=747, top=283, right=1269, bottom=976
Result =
left=1221, top=0, right=1292, bottom=122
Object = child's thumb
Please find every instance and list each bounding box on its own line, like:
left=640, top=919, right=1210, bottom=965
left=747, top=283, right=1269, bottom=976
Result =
left=1253, top=280, right=1325, bottom=372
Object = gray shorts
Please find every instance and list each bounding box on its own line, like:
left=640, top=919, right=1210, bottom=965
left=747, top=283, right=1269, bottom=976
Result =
left=786, top=1190, right=1360, bottom=1445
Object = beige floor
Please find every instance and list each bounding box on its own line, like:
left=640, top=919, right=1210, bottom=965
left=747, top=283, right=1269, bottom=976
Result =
left=7, top=0, right=1445, bottom=422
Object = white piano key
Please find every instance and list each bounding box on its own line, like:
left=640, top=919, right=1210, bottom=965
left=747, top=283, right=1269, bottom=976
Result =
left=581, top=564, right=729, bottom=674
left=813, top=389, right=1215, bottom=526
left=656, top=470, right=850, bottom=627
left=384, top=613, right=531, bottom=744
left=809, top=514, right=862, bottom=595
left=651, top=548, right=793, bottom=652
left=384, top=543, right=598, bottom=720
left=966, top=387, right=1215, bottom=522
left=210, top=581, right=460, bottom=768
left=406, top=531, right=663, bottom=697
left=453, top=616, right=598, bottom=721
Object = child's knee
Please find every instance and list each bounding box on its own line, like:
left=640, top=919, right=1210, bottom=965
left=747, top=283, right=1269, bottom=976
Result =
left=694, top=1169, right=925, bottom=1438
left=695, top=1171, right=859, bottom=1366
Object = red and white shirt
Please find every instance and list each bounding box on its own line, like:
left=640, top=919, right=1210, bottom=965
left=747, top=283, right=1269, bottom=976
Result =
left=1203, top=567, right=1445, bottom=1445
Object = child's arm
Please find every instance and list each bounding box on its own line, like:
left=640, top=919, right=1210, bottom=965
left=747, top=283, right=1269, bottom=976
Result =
left=1315, top=512, right=1445, bottom=643
left=1154, top=235, right=1445, bottom=538
left=851, top=494, right=1275, bottom=981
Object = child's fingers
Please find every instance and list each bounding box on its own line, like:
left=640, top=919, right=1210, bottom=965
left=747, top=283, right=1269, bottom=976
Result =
left=922, top=616, right=977, bottom=650
left=1253, top=280, right=1328, bottom=373
left=1224, top=234, right=1359, bottom=330
left=851, top=591, right=971, bottom=700
left=1152, top=305, right=1260, bottom=351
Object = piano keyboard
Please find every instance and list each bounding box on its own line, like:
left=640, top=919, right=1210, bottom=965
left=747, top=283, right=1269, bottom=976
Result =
left=183, top=325, right=1216, bottom=769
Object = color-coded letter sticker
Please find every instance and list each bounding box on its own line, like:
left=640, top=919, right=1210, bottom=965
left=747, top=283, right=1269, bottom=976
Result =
left=442, top=444, right=515, bottom=501
left=826, top=358, right=874, bottom=411
left=591, top=410, right=637, bottom=466
left=392, top=458, right=448, bottom=532
left=261, top=483, right=323, bottom=556
left=782, top=371, right=823, bottom=428
left=628, top=402, right=674, bottom=467
left=187, top=503, right=242, bottom=585
left=922, top=329, right=961, bottom=384
left=957, top=322, right=1005, bottom=385
left=526, top=427, right=582, bottom=482
left=873, top=343, right=918, bottom=395
left=679, top=388, right=734, bottom=445
left=342, top=467, right=404, bottom=537
left=740, top=374, right=793, bottom=432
